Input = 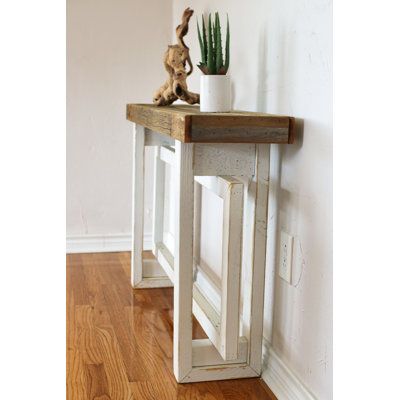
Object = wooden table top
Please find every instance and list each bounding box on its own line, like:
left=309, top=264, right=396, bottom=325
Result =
left=126, top=104, right=295, bottom=144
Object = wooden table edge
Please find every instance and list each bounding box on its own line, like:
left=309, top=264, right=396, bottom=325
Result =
left=126, top=104, right=296, bottom=144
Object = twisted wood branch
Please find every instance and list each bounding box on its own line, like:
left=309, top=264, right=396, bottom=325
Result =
left=153, top=8, right=200, bottom=106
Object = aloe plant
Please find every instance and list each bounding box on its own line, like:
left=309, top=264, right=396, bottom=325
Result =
left=197, top=12, right=230, bottom=75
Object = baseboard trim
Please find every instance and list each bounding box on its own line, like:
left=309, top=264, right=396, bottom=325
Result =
left=262, top=339, right=316, bottom=400
left=66, top=233, right=152, bottom=254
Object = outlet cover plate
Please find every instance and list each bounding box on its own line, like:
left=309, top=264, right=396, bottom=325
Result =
left=279, top=230, right=293, bottom=284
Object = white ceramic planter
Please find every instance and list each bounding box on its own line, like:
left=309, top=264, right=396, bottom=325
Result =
left=200, top=75, right=231, bottom=112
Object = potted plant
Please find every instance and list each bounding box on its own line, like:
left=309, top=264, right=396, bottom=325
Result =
left=197, top=13, right=230, bottom=112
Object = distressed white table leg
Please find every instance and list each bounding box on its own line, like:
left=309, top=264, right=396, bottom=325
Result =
left=220, top=178, right=244, bottom=361
left=192, top=175, right=244, bottom=361
left=152, top=146, right=165, bottom=255
left=248, top=143, right=271, bottom=373
left=193, top=181, right=202, bottom=281
left=131, top=124, right=145, bottom=287
left=173, top=140, right=194, bottom=382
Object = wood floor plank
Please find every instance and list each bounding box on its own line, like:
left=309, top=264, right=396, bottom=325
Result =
left=102, top=285, right=151, bottom=382
left=218, top=378, right=277, bottom=400
left=129, top=381, right=157, bottom=400
left=67, top=348, right=90, bottom=400
left=66, top=278, right=76, bottom=350
left=75, top=305, right=103, bottom=365
left=86, top=363, right=112, bottom=400
left=176, top=381, right=225, bottom=400
left=95, top=325, right=133, bottom=400
left=69, top=254, right=92, bottom=305
left=67, top=251, right=277, bottom=400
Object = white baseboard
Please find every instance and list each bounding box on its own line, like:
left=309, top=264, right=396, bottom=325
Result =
left=66, top=233, right=152, bottom=254
left=262, top=339, right=316, bottom=400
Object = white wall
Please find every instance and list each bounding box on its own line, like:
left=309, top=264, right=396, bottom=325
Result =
left=172, top=1, right=332, bottom=398
left=67, top=0, right=171, bottom=241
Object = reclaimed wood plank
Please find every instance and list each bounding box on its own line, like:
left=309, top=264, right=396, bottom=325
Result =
left=126, top=104, right=295, bottom=144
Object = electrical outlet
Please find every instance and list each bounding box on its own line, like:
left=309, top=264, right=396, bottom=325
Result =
left=279, top=231, right=293, bottom=284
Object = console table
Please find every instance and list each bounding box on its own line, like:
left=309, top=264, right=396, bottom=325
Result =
left=126, top=104, right=295, bottom=383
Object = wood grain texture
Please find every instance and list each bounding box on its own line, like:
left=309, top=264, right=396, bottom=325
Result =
left=67, top=251, right=277, bottom=399
left=126, top=104, right=295, bottom=144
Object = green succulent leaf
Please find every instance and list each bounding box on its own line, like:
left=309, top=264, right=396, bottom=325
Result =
left=207, top=14, right=215, bottom=74
left=202, top=15, right=207, bottom=63
left=197, top=18, right=206, bottom=64
left=224, top=14, right=230, bottom=74
left=199, top=11, right=229, bottom=75
left=215, top=12, right=223, bottom=73
left=212, top=15, right=217, bottom=56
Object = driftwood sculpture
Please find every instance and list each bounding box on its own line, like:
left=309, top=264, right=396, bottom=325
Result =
left=153, top=8, right=200, bottom=106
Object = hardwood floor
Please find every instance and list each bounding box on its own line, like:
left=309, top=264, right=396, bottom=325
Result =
left=67, top=252, right=277, bottom=400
